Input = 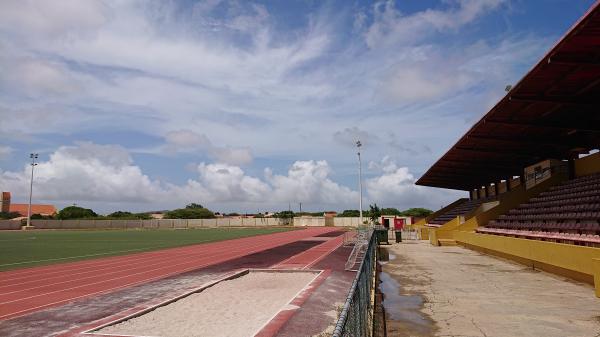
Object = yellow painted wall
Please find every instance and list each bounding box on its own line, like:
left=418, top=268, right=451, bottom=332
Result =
left=455, top=231, right=600, bottom=295
left=575, top=152, right=600, bottom=177
left=428, top=217, right=461, bottom=245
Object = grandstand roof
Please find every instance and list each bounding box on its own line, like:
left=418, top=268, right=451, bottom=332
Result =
left=416, top=2, right=600, bottom=191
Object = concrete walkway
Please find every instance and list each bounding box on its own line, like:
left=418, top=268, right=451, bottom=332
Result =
left=381, top=241, right=600, bottom=337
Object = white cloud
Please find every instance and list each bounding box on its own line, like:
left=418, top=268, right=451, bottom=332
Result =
left=364, top=0, right=506, bottom=48
left=0, top=142, right=358, bottom=210
left=265, top=160, right=358, bottom=206
left=0, top=1, right=557, bottom=212
left=0, top=142, right=165, bottom=203
left=0, top=0, right=109, bottom=39
left=366, top=157, right=464, bottom=209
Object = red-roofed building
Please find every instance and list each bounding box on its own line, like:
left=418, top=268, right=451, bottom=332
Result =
left=1, top=191, right=57, bottom=217
left=9, top=204, right=57, bottom=217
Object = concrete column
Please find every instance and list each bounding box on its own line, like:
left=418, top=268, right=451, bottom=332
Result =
left=593, top=258, right=600, bottom=298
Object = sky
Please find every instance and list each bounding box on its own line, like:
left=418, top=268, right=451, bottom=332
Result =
left=0, top=0, right=596, bottom=214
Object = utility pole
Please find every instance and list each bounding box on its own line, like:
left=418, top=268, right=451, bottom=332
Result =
left=26, top=153, right=39, bottom=228
left=299, top=202, right=302, bottom=213
left=356, top=140, right=363, bottom=225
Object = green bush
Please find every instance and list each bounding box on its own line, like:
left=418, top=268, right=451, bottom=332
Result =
left=57, top=206, right=98, bottom=220
left=164, top=204, right=215, bottom=219
left=0, top=211, right=21, bottom=219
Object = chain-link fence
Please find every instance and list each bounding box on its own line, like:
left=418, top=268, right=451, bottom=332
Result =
left=333, top=230, right=378, bottom=337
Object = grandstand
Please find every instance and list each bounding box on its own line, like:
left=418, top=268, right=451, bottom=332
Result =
left=413, top=1, right=600, bottom=297
left=426, top=197, right=493, bottom=227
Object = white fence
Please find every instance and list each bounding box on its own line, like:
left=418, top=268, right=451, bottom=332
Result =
left=333, top=217, right=363, bottom=227
left=293, top=217, right=326, bottom=227
left=292, top=217, right=364, bottom=227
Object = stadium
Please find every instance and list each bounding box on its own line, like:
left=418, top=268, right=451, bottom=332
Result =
left=1, top=1, right=600, bottom=337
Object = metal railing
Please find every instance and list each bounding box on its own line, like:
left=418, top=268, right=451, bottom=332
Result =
left=333, top=230, right=378, bottom=337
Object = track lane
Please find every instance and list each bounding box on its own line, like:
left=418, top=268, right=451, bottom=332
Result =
left=0, top=227, right=337, bottom=319
left=0, top=229, right=325, bottom=283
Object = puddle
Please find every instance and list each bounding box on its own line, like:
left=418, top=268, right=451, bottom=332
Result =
left=379, top=271, right=434, bottom=336
left=378, top=247, right=396, bottom=264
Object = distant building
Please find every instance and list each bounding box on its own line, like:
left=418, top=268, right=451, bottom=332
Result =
left=1, top=191, right=57, bottom=217
left=9, top=204, right=57, bottom=217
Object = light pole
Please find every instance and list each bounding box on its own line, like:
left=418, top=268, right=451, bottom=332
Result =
left=356, top=140, right=363, bottom=225
left=26, top=153, right=38, bottom=228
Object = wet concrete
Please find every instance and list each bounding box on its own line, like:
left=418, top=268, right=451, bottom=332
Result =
left=382, top=241, right=600, bottom=337
left=378, top=246, right=436, bottom=337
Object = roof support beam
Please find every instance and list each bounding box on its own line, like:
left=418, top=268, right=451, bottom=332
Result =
left=466, top=134, right=572, bottom=147
left=548, top=55, right=600, bottom=66
left=433, top=164, right=521, bottom=172
left=454, top=146, right=547, bottom=157
left=508, top=95, right=597, bottom=106
left=484, top=119, right=600, bottom=133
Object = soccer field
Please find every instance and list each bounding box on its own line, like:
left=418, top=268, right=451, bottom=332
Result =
left=0, top=227, right=296, bottom=271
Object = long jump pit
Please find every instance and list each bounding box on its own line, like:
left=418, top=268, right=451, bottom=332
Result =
left=84, top=269, right=322, bottom=337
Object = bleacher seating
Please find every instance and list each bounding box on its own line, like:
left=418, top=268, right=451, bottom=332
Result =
left=478, top=173, right=600, bottom=245
left=427, top=197, right=492, bottom=227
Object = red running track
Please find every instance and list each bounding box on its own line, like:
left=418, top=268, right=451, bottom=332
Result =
left=0, top=227, right=337, bottom=320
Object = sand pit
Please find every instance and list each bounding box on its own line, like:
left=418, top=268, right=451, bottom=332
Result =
left=98, top=270, right=318, bottom=337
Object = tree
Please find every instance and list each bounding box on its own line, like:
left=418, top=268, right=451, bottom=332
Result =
left=107, top=211, right=152, bottom=220
left=164, top=206, right=215, bottom=219
left=0, top=212, right=21, bottom=219
left=369, top=204, right=381, bottom=225
left=274, top=210, right=295, bottom=219
left=399, top=208, right=433, bottom=217
left=185, top=203, right=204, bottom=209
left=338, top=210, right=360, bottom=217
left=108, top=211, right=133, bottom=218
left=381, top=207, right=401, bottom=215
left=57, top=206, right=97, bottom=219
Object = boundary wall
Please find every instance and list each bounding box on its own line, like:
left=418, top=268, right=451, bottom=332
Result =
left=3, top=217, right=366, bottom=229
left=28, top=218, right=286, bottom=229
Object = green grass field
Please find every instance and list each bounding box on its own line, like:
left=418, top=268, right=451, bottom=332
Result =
left=0, top=227, right=296, bottom=271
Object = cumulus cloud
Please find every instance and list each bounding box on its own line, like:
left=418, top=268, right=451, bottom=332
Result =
left=366, top=156, right=464, bottom=209
left=0, top=142, right=358, bottom=209
left=266, top=160, right=358, bottom=206
left=0, top=142, right=165, bottom=203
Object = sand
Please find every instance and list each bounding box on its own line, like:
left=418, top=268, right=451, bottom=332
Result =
left=99, top=271, right=318, bottom=337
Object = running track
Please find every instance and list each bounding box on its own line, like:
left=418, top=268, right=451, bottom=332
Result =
left=0, top=227, right=338, bottom=320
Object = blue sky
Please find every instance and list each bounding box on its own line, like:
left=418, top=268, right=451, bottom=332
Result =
left=0, top=0, right=596, bottom=214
